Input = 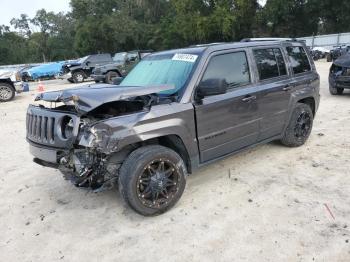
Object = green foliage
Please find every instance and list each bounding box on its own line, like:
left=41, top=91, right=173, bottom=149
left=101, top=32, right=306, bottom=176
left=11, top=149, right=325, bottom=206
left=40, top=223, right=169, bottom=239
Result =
left=1, top=0, right=350, bottom=65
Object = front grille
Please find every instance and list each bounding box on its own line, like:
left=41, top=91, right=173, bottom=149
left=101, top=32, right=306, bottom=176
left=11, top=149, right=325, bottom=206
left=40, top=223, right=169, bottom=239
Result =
left=27, top=114, right=56, bottom=144
left=26, top=105, right=79, bottom=148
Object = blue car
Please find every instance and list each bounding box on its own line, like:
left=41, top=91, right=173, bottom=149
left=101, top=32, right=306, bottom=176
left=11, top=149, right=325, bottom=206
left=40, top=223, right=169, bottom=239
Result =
left=22, top=62, right=65, bottom=81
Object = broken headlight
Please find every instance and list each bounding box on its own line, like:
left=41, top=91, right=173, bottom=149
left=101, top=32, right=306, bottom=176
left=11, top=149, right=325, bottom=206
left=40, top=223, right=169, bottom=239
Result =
left=60, top=116, right=74, bottom=140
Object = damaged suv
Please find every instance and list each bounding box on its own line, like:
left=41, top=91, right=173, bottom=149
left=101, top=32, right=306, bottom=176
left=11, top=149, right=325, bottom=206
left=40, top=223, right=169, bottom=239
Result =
left=27, top=40, right=320, bottom=216
left=329, top=53, right=350, bottom=95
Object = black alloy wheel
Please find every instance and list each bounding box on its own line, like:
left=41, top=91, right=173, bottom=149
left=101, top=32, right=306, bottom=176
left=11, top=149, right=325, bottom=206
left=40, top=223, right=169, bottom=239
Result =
left=137, top=159, right=181, bottom=209
left=119, top=145, right=187, bottom=216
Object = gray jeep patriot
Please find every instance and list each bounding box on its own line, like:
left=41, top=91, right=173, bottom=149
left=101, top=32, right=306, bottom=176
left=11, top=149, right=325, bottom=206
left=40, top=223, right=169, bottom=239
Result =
left=26, top=39, right=320, bottom=216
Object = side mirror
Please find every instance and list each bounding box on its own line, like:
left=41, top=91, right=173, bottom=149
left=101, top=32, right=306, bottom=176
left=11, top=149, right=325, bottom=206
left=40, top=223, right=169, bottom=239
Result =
left=196, top=78, right=227, bottom=99
left=112, top=76, right=124, bottom=85
left=86, top=61, right=91, bottom=66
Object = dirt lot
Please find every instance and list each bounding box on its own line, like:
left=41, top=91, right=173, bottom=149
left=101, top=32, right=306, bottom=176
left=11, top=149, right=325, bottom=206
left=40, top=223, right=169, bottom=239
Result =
left=1, top=62, right=350, bottom=262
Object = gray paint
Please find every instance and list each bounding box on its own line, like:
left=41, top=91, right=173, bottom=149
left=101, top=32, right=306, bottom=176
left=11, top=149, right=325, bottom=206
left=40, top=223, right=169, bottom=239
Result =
left=27, top=40, right=320, bottom=177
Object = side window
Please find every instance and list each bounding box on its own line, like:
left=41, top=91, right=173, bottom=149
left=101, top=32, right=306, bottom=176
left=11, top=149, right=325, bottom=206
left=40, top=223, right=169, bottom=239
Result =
left=286, top=46, right=311, bottom=74
left=94, top=54, right=110, bottom=62
left=201, top=52, right=250, bottom=90
left=273, top=48, right=287, bottom=76
left=253, top=48, right=287, bottom=80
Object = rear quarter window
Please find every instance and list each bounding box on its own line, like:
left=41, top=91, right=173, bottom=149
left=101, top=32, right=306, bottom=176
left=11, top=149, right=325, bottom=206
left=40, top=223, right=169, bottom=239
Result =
left=253, top=48, right=287, bottom=80
left=286, top=46, right=311, bottom=74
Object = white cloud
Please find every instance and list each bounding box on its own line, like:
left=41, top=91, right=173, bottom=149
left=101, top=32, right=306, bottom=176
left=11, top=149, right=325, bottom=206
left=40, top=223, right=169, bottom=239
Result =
left=0, top=0, right=71, bottom=26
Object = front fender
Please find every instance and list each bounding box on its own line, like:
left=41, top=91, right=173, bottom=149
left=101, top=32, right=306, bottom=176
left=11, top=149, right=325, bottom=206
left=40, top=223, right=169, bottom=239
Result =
left=79, top=103, right=198, bottom=159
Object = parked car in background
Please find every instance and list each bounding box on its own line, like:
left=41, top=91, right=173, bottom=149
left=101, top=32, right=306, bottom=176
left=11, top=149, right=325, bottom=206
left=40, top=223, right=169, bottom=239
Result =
left=0, top=68, right=23, bottom=102
left=27, top=39, right=319, bottom=215
left=21, top=62, right=65, bottom=81
left=60, top=54, right=113, bottom=83
left=310, top=47, right=329, bottom=61
left=329, top=53, right=350, bottom=95
left=326, top=45, right=350, bottom=62
left=91, top=50, right=152, bottom=84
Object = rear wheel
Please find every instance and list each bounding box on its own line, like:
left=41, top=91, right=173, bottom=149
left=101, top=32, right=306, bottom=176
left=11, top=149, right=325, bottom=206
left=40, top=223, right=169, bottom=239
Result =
left=0, top=83, right=15, bottom=102
left=281, top=103, right=313, bottom=147
left=105, top=71, right=119, bottom=84
left=329, top=85, right=344, bottom=95
left=72, top=71, right=85, bottom=83
left=119, top=145, right=187, bottom=216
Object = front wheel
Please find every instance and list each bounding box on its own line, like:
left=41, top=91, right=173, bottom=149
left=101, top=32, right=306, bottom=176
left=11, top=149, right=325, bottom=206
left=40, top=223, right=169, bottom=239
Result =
left=105, top=71, right=119, bottom=84
left=0, top=83, right=15, bottom=102
left=119, top=145, right=187, bottom=216
left=281, top=103, right=313, bottom=147
left=72, top=71, right=85, bottom=83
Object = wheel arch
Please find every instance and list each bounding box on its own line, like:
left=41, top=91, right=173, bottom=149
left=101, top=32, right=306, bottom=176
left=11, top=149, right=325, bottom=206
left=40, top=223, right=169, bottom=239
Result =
left=72, top=69, right=87, bottom=78
left=297, top=97, right=316, bottom=116
left=0, top=78, right=15, bottom=87
left=106, top=69, right=122, bottom=76
left=125, top=135, right=193, bottom=174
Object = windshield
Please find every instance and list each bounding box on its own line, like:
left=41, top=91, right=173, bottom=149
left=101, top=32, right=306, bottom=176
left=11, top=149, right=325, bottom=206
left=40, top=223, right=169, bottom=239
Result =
left=119, top=53, right=199, bottom=96
left=113, top=52, right=127, bottom=62
left=78, top=56, right=88, bottom=63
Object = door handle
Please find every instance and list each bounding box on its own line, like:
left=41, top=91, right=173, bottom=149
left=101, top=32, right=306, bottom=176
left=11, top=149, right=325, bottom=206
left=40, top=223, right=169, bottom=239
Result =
left=242, top=95, right=257, bottom=102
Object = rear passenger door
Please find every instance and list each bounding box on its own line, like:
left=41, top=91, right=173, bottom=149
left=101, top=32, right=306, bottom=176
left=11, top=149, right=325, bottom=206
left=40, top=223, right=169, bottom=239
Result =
left=252, top=47, right=292, bottom=141
left=285, top=45, right=319, bottom=97
left=194, top=50, right=260, bottom=162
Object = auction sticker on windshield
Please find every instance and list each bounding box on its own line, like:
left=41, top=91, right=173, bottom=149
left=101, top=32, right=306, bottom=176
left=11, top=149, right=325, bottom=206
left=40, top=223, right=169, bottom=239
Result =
left=172, top=54, right=198, bottom=63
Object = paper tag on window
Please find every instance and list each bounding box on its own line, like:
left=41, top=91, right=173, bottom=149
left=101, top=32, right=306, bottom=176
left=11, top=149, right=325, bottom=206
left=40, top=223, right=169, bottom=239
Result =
left=172, top=54, right=198, bottom=63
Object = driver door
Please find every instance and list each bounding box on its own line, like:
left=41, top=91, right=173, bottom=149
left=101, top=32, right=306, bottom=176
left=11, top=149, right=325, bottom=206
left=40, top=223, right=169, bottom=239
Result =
left=194, top=50, right=260, bottom=163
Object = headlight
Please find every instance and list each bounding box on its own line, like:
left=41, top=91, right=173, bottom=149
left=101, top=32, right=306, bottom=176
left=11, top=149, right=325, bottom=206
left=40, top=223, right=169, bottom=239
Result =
left=10, top=73, right=17, bottom=82
left=15, top=72, right=21, bottom=81
left=60, top=116, right=74, bottom=140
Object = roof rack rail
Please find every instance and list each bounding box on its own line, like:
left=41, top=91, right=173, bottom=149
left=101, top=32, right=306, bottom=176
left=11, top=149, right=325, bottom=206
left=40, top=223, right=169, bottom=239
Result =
left=189, top=42, right=226, bottom=48
left=240, top=38, right=298, bottom=42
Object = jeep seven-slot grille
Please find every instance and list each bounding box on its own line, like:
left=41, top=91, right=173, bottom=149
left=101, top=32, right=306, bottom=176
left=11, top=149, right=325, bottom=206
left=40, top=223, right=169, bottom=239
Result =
left=26, top=113, right=56, bottom=144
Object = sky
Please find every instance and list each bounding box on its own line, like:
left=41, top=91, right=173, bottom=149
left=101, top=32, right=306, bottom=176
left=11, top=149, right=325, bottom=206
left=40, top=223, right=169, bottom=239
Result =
left=0, top=0, right=71, bottom=26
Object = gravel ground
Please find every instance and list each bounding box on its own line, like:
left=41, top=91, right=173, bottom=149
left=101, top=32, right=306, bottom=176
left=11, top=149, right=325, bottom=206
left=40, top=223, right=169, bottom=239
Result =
left=0, top=61, right=350, bottom=262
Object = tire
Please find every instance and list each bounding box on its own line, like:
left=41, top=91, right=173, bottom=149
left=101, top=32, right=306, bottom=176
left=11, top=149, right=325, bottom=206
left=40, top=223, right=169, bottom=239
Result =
left=119, top=145, right=187, bottom=216
left=105, top=71, right=119, bottom=84
left=326, top=54, right=332, bottom=62
left=281, top=103, right=314, bottom=147
left=0, top=83, right=15, bottom=102
left=72, top=71, right=85, bottom=83
left=329, top=85, right=344, bottom=95
left=94, top=80, right=100, bottom=83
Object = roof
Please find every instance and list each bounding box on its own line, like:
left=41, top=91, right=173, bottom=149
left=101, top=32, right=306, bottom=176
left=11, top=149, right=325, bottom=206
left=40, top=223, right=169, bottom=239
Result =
left=146, top=39, right=304, bottom=59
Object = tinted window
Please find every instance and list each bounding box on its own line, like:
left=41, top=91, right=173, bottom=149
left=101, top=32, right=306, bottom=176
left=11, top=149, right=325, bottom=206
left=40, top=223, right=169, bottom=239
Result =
left=286, top=46, right=311, bottom=74
left=274, top=48, right=287, bottom=76
left=202, top=52, right=250, bottom=89
left=253, top=48, right=288, bottom=80
left=92, top=54, right=111, bottom=62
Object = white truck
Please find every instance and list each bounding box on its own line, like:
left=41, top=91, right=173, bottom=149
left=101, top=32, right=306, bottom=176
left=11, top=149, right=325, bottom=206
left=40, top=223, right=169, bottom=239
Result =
left=0, top=68, right=24, bottom=102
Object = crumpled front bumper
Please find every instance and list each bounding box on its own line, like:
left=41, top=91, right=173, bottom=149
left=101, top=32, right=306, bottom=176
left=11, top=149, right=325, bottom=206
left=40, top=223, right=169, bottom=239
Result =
left=329, top=74, right=350, bottom=89
left=29, top=142, right=60, bottom=164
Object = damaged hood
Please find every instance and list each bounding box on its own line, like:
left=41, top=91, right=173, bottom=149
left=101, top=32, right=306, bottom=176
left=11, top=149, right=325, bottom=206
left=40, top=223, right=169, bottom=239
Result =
left=34, top=84, right=174, bottom=115
left=334, top=54, right=350, bottom=67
